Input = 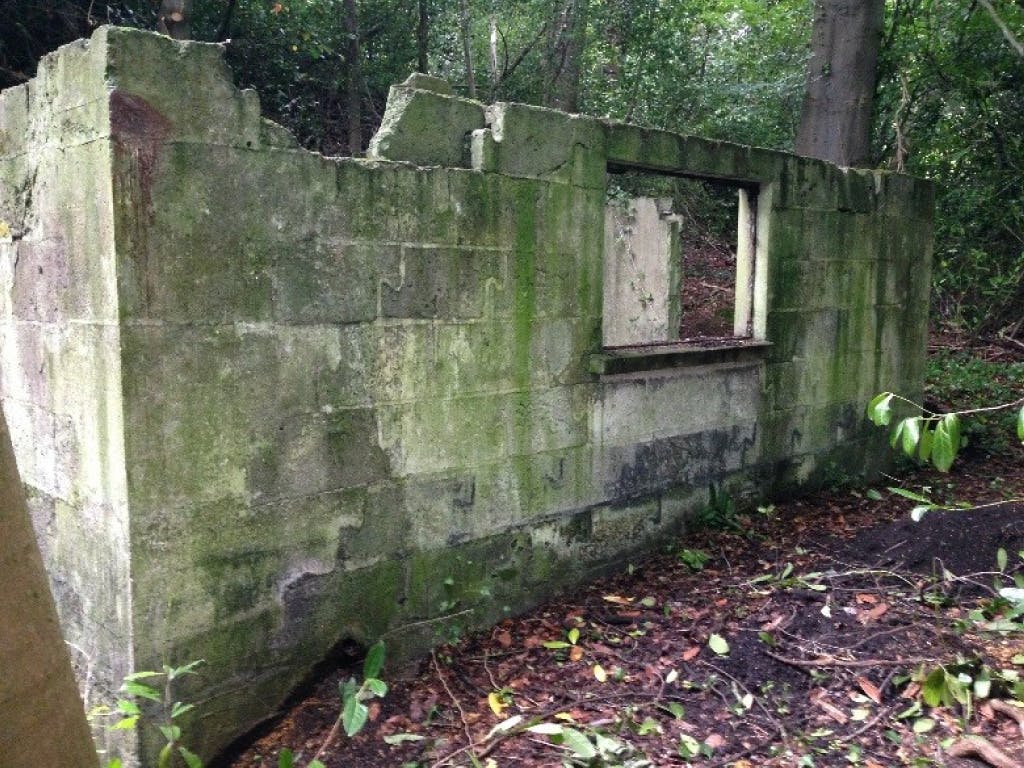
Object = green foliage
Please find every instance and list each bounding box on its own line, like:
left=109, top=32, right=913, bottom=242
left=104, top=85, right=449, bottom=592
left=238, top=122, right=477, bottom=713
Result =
left=926, top=350, right=1024, bottom=453
left=339, top=640, right=388, bottom=737
left=694, top=484, right=741, bottom=532
left=96, top=660, right=206, bottom=768
left=874, top=0, right=1024, bottom=334
left=677, top=548, right=711, bottom=571
left=868, top=387, right=1023, bottom=473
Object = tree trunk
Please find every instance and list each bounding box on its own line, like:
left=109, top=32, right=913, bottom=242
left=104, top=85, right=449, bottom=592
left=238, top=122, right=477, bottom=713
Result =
left=0, top=409, right=96, bottom=764
left=795, top=0, right=885, bottom=167
left=458, top=0, right=476, bottom=98
left=343, top=0, right=363, bottom=155
left=156, top=0, right=193, bottom=40
left=417, top=0, right=430, bottom=73
left=545, top=0, right=588, bottom=113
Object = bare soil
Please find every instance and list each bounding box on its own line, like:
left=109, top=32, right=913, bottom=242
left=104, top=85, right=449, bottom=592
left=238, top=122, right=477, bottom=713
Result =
left=222, top=347, right=1024, bottom=768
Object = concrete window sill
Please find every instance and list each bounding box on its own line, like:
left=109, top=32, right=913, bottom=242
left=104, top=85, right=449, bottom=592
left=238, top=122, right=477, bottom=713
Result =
left=588, top=339, right=771, bottom=376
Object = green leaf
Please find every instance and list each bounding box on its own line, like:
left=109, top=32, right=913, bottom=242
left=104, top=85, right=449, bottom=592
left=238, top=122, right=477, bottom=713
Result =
left=366, top=678, right=388, bottom=697
left=1017, top=405, right=1024, bottom=442
left=922, top=667, right=946, bottom=708
left=277, top=748, right=294, bottom=768
left=116, top=699, right=141, bottom=716
left=178, top=747, right=203, bottom=768
left=931, top=414, right=961, bottom=472
left=888, top=487, right=933, bottom=504
left=567, top=627, right=580, bottom=645
left=167, top=659, right=205, bottom=680
left=171, top=701, right=195, bottom=719
left=559, top=727, right=597, bottom=759
left=708, top=633, right=730, bottom=656
left=105, top=761, right=123, bottom=768
left=363, top=641, right=386, bottom=680
left=918, top=426, right=933, bottom=461
left=159, top=725, right=182, bottom=743
left=912, top=717, right=935, bottom=733
left=342, top=695, right=369, bottom=737
left=543, top=641, right=571, bottom=649
left=123, top=670, right=164, bottom=682
left=866, top=488, right=883, bottom=501
left=998, top=548, right=1008, bottom=572
left=308, top=762, right=326, bottom=768
left=121, top=681, right=162, bottom=702
left=110, top=715, right=140, bottom=731
left=867, top=392, right=894, bottom=426
left=158, top=743, right=173, bottom=768
left=900, top=417, right=922, bottom=458
left=889, top=418, right=905, bottom=450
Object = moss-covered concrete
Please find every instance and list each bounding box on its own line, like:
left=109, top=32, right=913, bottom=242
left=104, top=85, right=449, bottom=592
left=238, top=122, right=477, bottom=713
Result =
left=0, top=25, right=933, bottom=767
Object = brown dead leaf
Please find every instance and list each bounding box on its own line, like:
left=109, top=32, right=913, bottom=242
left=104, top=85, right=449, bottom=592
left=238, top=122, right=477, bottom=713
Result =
left=368, top=701, right=382, bottom=722
left=902, top=681, right=921, bottom=699
left=855, top=593, right=879, bottom=604
left=682, top=646, right=701, bottom=661
left=704, top=733, right=726, bottom=749
left=523, top=635, right=543, bottom=649
left=857, top=676, right=883, bottom=704
left=603, top=594, right=634, bottom=605
left=858, top=602, right=889, bottom=625
left=495, top=630, right=513, bottom=648
left=569, top=645, right=584, bottom=662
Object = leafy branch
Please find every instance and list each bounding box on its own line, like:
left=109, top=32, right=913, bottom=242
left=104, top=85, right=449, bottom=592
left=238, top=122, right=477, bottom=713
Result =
left=866, top=391, right=1024, bottom=473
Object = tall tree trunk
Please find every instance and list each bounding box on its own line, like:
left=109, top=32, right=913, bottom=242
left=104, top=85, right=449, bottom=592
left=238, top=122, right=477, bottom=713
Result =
left=343, top=0, right=363, bottom=155
left=417, top=0, right=430, bottom=73
left=157, top=0, right=193, bottom=40
left=458, top=0, right=476, bottom=98
left=0, top=409, right=96, bottom=765
left=795, top=0, right=885, bottom=167
left=544, top=0, right=588, bottom=113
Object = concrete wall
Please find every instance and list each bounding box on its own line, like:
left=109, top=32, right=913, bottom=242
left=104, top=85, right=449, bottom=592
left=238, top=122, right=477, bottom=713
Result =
left=0, top=27, right=933, bottom=765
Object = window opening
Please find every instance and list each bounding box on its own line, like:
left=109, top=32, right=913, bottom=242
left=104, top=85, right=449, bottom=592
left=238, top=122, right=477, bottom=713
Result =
left=602, top=170, right=761, bottom=349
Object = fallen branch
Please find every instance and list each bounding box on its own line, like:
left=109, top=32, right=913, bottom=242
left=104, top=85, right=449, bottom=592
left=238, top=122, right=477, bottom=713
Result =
left=990, top=699, right=1024, bottom=737
left=764, top=649, right=928, bottom=669
left=432, top=651, right=474, bottom=754
left=946, top=735, right=1020, bottom=768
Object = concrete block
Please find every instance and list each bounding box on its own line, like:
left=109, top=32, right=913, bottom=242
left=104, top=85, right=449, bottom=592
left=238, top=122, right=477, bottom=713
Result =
left=368, top=80, right=485, bottom=167
left=382, top=246, right=502, bottom=320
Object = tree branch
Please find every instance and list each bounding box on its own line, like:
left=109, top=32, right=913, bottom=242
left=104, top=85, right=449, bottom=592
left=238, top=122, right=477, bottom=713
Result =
left=977, top=0, right=1024, bottom=57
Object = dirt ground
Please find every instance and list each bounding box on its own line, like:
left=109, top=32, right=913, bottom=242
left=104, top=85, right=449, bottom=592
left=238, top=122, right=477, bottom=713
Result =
left=219, top=442, right=1024, bottom=768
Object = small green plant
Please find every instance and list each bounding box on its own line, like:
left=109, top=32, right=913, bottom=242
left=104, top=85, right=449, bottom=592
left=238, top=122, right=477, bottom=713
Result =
left=278, top=640, right=388, bottom=768
left=99, top=660, right=206, bottom=768
left=525, top=720, right=653, bottom=767
left=694, top=484, right=741, bottom=531
left=677, top=548, right=711, bottom=571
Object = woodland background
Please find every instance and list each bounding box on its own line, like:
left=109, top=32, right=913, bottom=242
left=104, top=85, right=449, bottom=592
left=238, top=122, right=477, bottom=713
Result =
left=1, top=0, right=1022, bottom=338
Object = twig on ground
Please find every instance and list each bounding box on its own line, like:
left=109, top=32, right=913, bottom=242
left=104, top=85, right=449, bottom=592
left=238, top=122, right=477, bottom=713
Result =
left=432, top=650, right=474, bottom=754
left=698, top=659, right=789, bottom=746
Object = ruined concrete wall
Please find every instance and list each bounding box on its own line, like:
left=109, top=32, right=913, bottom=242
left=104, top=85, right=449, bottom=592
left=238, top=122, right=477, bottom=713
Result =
left=0, top=31, right=134, bottom=756
left=0, top=27, right=932, bottom=765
